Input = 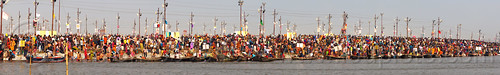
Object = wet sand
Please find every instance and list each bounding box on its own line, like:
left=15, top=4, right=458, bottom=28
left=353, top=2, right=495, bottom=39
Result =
left=1, top=56, right=499, bottom=75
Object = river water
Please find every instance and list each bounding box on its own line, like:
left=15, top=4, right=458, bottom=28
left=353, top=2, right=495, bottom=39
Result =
left=1, top=56, right=499, bottom=75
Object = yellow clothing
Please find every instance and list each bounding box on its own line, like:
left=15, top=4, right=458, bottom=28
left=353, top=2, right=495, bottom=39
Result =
left=19, top=40, right=25, bottom=47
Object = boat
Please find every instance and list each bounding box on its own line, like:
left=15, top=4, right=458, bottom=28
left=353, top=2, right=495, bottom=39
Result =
left=114, top=54, right=134, bottom=62
left=134, top=53, right=162, bottom=62
left=251, top=54, right=273, bottom=62
left=468, top=53, right=479, bottom=56
left=11, top=55, right=27, bottom=61
left=292, top=57, right=317, bottom=60
left=27, top=53, right=65, bottom=63
left=441, top=54, right=453, bottom=57
left=325, top=55, right=345, bottom=60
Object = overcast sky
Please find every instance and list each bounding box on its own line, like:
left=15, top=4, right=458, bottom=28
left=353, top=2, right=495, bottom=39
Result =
left=2, top=0, right=500, bottom=41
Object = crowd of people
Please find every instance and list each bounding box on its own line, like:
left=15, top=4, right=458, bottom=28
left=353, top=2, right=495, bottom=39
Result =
left=1, top=33, right=499, bottom=62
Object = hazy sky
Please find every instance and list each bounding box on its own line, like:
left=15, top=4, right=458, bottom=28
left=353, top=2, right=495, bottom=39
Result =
left=2, top=0, right=500, bottom=41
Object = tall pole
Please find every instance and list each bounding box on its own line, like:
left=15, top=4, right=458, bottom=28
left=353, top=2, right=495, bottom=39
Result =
left=244, top=12, right=248, bottom=33
left=203, top=23, right=206, bottom=34
left=145, top=18, right=148, bottom=35
left=327, top=14, right=332, bottom=35
left=213, top=17, right=217, bottom=35
left=58, top=0, right=60, bottom=34
left=238, top=0, right=243, bottom=35
left=457, top=24, right=460, bottom=39
left=76, top=8, right=81, bottom=35
left=437, top=17, right=442, bottom=39
left=421, top=25, right=424, bottom=38
left=273, top=9, right=277, bottom=35
left=220, top=20, right=224, bottom=35
left=1, top=0, right=4, bottom=34
left=85, top=15, right=87, bottom=34
left=358, top=19, right=362, bottom=35
left=221, top=21, right=226, bottom=34
left=394, top=17, right=399, bottom=36
left=279, top=16, right=282, bottom=35
left=258, top=2, right=266, bottom=36
left=286, top=21, right=289, bottom=33
left=190, top=12, right=194, bottom=35
left=51, top=0, right=55, bottom=35
left=66, top=13, right=69, bottom=34
left=373, top=14, right=378, bottom=36
left=380, top=13, right=384, bottom=36
left=138, top=8, right=142, bottom=36
left=262, top=2, right=266, bottom=35
left=156, top=8, right=160, bottom=34
left=341, top=11, right=348, bottom=35
left=163, top=0, right=168, bottom=34
left=18, top=11, right=20, bottom=34
left=176, top=20, right=179, bottom=32
left=117, top=13, right=119, bottom=35
left=133, top=19, right=135, bottom=35
left=316, top=17, right=320, bottom=35
left=405, top=17, right=411, bottom=37
left=368, top=21, right=371, bottom=35
left=95, top=20, right=97, bottom=34
left=27, top=8, right=31, bottom=34
left=478, top=30, right=481, bottom=41
left=103, top=18, right=106, bottom=35
left=432, top=20, right=435, bottom=38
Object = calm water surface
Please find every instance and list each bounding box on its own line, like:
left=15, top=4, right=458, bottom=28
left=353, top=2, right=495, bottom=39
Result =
left=1, top=56, right=499, bottom=75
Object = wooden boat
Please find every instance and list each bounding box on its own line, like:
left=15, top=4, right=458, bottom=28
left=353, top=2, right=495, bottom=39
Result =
left=325, top=55, right=345, bottom=60
left=292, top=57, right=317, bottom=60
left=134, top=53, right=162, bottom=62
left=441, top=54, right=453, bottom=57
left=115, top=54, right=134, bottom=62
left=233, top=56, right=249, bottom=62
left=468, top=53, right=479, bottom=56
left=251, top=55, right=273, bottom=62
left=269, top=57, right=284, bottom=61
left=27, top=53, right=65, bottom=63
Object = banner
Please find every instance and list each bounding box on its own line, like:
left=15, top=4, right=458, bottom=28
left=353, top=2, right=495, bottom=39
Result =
left=76, top=23, right=80, bottom=29
left=2, top=11, right=8, bottom=20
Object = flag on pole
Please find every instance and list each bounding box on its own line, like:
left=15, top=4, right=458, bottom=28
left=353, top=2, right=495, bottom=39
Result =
left=438, top=30, right=441, bottom=34
left=66, top=23, right=70, bottom=28
left=164, top=20, right=168, bottom=24
left=2, top=11, right=9, bottom=20
left=36, top=13, right=40, bottom=18
left=260, top=19, right=263, bottom=26
left=76, top=23, right=80, bottom=29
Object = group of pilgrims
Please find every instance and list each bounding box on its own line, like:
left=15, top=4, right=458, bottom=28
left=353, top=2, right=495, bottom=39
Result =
left=1, top=33, right=499, bottom=62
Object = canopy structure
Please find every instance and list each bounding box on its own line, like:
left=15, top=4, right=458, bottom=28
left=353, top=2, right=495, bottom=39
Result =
left=36, top=31, right=57, bottom=36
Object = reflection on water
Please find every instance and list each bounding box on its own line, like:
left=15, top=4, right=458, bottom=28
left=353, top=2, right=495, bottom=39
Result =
left=1, top=56, right=499, bottom=75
